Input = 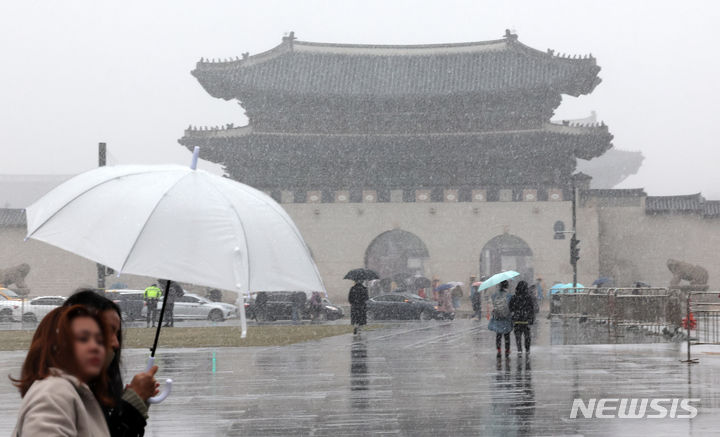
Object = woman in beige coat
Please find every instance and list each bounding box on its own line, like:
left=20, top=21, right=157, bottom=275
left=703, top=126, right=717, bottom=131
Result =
left=12, top=305, right=112, bottom=437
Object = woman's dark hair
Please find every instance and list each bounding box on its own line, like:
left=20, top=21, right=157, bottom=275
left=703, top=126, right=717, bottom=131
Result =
left=12, top=305, right=114, bottom=406
left=64, top=288, right=124, bottom=401
left=516, top=280, right=529, bottom=295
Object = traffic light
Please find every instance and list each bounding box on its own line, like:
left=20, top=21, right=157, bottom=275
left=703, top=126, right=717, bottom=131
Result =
left=570, top=237, right=581, bottom=265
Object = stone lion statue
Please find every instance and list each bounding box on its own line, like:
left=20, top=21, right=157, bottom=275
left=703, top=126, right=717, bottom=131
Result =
left=0, top=262, right=31, bottom=293
left=667, top=259, right=708, bottom=286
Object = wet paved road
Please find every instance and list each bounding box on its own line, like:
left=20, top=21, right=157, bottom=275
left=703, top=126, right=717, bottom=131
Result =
left=0, top=317, right=719, bottom=436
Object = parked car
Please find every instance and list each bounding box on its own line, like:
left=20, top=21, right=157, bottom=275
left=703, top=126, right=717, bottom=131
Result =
left=0, top=287, right=23, bottom=301
left=366, top=293, right=442, bottom=320
left=246, top=292, right=343, bottom=321
left=0, top=299, right=21, bottom=322
left=21, top=296, right=66, bottom=323
left=0, top=288, right=23, bottom=320
left=105, top=290, right=145, bottom=321
left=142, top=293, right=238, bottom=322
left=315, top=297, right=344, bottom=321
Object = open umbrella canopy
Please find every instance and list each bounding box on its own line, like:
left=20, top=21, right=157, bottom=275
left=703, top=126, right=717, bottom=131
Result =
left=413, top=276, right=432, bottom=289
left=550, top=283, right=586, bottom=294
left=25, top=161, right=325, bottom=334
left=344, top=268, right=379, bottom=282
left=26, top=164, right=324, bottom=295
left=25, top=154, right=325, bottom=404
left=435, top=283, right=455, bottom=292
left=592, top=277, right=614, bottom=286
left=476, top=271, right=520, bottom=291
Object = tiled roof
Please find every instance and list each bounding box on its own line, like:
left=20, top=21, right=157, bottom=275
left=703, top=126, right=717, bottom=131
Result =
left=645, top=194, right=720, bottom=217
left=181, top=122, right=610, bottom=141
left=0, top=209, right=26, bottom=227
left=193, top=33, right=601, bottom=98
left=646, top=194, right=704, bottom=213
left=179, top=122, right=613, bottom=165
left=585, top=188, right=647, bottom=198
left=704, top=201, right=720, bottom=217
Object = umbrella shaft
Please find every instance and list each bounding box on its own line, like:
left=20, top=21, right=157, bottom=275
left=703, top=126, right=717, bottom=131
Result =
left=151, top=280, right=173, bottom=357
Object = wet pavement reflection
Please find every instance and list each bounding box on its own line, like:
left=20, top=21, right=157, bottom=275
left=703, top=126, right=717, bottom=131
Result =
left=350, top=338, right=369, bottom=410
left=0, top=317, right=718, bottom=435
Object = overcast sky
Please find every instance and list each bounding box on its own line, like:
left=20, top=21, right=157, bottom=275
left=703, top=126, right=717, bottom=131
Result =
left=1, top=0, right=719, bottom=197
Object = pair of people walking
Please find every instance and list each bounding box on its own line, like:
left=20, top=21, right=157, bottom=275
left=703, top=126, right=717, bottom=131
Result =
left=13, top=289, right=159, bottom=436
left=488, top=280, right=536, bottom=357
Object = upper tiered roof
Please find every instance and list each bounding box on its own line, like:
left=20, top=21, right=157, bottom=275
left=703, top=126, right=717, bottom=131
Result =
left=192, top=30, right=602, bottom=99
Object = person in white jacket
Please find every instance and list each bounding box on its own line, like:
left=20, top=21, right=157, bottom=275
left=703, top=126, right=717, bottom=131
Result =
left=12, top=305, right=112, bottom=437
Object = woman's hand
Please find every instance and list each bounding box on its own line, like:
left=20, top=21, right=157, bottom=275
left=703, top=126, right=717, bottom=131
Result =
left=127, top=365, right=160, bottom=401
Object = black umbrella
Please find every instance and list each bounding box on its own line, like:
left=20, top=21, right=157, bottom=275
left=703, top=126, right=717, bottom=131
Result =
left=344, top=268, right=380, bottom=281
left=413, top=276, right=432, bottom=288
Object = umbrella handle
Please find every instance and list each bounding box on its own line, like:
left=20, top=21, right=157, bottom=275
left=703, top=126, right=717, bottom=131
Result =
left=145, top=356, right=173, bottom=404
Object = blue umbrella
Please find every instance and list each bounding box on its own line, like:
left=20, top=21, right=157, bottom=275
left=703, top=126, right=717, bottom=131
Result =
left=550, top=283, right=585, bottom=294
left=476, top=271, right=520, bottom=291
left=592, top=277, right=613, bottom=286
left=566, top=283, right=585, bottom=291
left=549, top=283, right=565, bottom=294
left=435, top=283, right=454, bottom=292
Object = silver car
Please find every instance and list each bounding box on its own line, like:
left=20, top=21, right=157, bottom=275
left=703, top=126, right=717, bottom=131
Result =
left=22, top=296, right=66, bottom=323
left=142, top=293, right=238, bottom=322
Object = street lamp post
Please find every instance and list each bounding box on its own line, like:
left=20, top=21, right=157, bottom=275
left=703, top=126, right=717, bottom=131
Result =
left=555, top=176, right=580, bottom=289
left=97, top=142, right=106, bottom=291
left=571, top=176, right=578, bottom=289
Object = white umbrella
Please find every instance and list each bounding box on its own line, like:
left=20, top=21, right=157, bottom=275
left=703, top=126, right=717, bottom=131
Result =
left=26, top=162, right=324, bottom=304
left=25, top=148, right=325, bottom=400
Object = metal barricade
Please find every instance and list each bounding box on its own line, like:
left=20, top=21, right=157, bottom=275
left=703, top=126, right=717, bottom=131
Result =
left=550, top=287, right=679, bottom=337
left=550, top=288, right=719, bottom=363
left=689, top=291, right=720, bottom=345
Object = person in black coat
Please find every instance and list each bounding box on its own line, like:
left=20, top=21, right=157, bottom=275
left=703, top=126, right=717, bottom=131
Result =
left=509, top=281, right=535, bottom=355
left=348, top=281, right=369, bottom=334
left=159, top=280, right=184, bottom=327
left=254, top=291, right=268, bottom=322
left=291, top=291, right=306, bottom=323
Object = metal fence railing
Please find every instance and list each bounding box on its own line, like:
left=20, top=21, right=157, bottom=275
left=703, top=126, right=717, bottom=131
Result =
left=551, top=288, right=720, bottom=363
left=550, top=287, right=683, bottom=337
left=688, top=291, right=720, bottom=345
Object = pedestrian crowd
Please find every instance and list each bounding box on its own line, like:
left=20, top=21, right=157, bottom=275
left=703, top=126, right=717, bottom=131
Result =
left=11, top=273, right=542, bottom=435
left=349, top=274, right=544, bottom=359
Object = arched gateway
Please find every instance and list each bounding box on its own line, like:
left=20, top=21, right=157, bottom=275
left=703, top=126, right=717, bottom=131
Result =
left=364, top=230, right=429, bottom=285
left=479, top=234, right=534, bottom=284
